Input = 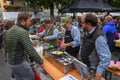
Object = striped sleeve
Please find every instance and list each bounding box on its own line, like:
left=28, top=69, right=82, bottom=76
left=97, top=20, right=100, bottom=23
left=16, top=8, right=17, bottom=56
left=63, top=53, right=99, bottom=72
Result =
left=18, top=30, right=43, bottom=64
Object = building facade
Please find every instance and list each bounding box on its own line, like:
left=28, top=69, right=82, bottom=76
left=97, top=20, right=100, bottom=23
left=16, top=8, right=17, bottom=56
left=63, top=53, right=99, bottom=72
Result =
left=1, top=0, right=23, bottom=12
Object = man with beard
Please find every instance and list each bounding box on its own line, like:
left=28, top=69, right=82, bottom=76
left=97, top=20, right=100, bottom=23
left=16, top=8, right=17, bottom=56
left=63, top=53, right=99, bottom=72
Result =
left=80, top=13, right=111, bottom=80
left=5, top=12, right=43, bottom=80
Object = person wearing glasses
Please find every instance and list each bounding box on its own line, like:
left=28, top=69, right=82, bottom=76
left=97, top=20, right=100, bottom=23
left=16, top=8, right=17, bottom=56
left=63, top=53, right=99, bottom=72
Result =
left=80, top=13, right=111, bottom=80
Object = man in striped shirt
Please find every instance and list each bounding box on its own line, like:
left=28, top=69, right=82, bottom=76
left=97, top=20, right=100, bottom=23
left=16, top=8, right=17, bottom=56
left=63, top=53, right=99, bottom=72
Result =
left=5, top=12, right=43, bottom=80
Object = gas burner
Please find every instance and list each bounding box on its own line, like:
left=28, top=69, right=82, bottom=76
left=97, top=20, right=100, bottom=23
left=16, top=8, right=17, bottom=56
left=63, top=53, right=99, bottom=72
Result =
left=45, top=51, right=74, bottom=73
left=54, top=54, right=74, bottom=65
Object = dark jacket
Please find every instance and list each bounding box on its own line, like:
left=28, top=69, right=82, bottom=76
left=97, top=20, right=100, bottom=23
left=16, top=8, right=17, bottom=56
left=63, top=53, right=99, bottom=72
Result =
left=81, top=27, right=104, bottom=67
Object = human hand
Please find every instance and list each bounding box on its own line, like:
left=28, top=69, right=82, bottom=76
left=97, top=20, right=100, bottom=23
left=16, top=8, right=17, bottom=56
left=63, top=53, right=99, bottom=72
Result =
left=60, top=43, right=67, bottom=49
left=43, top=36, right=47, bottom=40
left=94, top=72, right=102, bottom=80
left=36, top=33, right=39, bottom=37
left=37, top=63, right=43, bottom=67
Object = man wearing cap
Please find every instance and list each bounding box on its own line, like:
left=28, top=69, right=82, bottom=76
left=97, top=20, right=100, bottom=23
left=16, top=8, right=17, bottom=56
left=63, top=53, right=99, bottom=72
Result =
left=37, top=19, right=59, bottom=47
left=60, top=18, right=80, bottom=57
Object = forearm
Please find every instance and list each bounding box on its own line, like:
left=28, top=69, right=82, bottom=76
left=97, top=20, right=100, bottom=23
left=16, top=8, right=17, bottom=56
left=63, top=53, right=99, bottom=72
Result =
left=20, top=31, right=43, bottom=64
left=71, top=41, right=80, bottom=47
left=65, top=42, right=73, bottom=47
left=46, top=29, right=58, bottom=40
left=39, top=30, right=45, bottom=37
left=71, top=28, right=80, bottom=47
left=46, top=34, right=58, bottom=40
left=96, top=55, right=111, bottom=74
left=95, top=36, right=111, bottom=74
left=26, top=45, right=43, bottom=64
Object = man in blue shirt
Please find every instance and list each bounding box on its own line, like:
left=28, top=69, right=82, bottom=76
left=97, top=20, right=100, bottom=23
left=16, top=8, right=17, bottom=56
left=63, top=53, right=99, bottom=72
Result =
left=102, top=15, right=116, bottom=52
left=60, top=18, right=80, bottom=57
left=73, top=18, right=79, bottom=28
left=81, top=13, right=111, bottom=80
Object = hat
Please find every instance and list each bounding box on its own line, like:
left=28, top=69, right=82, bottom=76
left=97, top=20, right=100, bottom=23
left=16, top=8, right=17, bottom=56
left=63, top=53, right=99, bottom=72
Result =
left=60, top=17, right=71, bottom=27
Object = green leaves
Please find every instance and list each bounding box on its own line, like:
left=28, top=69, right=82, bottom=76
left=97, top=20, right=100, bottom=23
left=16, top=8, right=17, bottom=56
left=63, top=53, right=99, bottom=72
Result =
left=25, top=0, right=42, bottom=9
left=24, top=0, right=75, bottom=16
left=56, top=0, right=74, bottom=9
left=25, top=0, right=75, bottom=10
left=108, top=0, right=120, bottom=8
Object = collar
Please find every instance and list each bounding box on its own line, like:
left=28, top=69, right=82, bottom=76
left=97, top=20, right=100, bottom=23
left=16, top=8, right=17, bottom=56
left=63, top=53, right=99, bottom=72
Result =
left=16, top=23, right=29, bottom=31
left=46, top=27, right=53, bottom=31
left=46, top=27, right=51, bottom=30
left=66, top=25, right=72, bottom=31
left=88, top=27, right=96, bottom=34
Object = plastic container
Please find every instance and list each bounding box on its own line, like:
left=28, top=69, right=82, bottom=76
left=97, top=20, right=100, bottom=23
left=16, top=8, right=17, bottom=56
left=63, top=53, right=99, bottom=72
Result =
left=34, top=46, right=43, bottom=58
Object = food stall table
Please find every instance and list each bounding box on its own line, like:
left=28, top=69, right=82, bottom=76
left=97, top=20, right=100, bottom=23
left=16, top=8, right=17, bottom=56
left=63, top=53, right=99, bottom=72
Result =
left=42, top=56, right=105, bottom=80
left=105, top=68, right=120, bottom=80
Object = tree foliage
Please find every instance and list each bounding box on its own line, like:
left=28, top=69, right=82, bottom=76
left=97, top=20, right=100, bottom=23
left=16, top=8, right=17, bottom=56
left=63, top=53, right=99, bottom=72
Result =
left=55, top=0, right=75, bottom=9
left=25, top=0, right=42, bottom=10
left=108, top=0, right=120, bottom=8
left=25, top=0, right=120, bottom=16
left=25, top=0, right=75, bottom=16
left=25, top=0, right=74, bottom=9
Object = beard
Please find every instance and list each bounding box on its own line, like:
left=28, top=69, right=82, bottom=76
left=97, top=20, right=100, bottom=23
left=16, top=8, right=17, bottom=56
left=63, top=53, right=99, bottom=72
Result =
left=24, top=24, right=30, bottom=31
left=82, top=26, right=89, bottom=32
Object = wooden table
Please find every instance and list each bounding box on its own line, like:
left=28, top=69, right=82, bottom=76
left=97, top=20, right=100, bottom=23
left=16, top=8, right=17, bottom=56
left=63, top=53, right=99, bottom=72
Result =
left=42, top=56, right=83, bottom=80
left=107, top=68, right=120, bottom=76
left=105, top=68, right=120, bottom=80
left=42, top=56, right=105, bottom=80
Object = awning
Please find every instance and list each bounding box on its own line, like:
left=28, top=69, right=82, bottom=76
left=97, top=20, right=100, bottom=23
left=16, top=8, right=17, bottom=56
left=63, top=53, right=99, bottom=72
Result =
left=61, top=0, right=120, bottom=13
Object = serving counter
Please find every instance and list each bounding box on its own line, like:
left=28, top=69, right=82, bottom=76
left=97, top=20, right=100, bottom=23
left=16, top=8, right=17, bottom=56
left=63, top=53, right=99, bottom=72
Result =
left=42, top=56, right=105, bottom=80
left=42, top=55, right=85, bottom=80
left=34, top=46, right=105, bottom=80
left=34, top=45, right=81, bottom=79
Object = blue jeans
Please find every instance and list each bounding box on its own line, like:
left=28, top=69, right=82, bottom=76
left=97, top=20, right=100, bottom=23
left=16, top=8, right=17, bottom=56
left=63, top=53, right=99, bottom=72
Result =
left=9, top=61, right=35, bottom=80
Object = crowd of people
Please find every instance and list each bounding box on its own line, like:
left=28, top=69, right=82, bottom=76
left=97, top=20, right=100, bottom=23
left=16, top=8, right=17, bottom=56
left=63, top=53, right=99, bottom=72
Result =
left=0, top=12, right=119, bottom=80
